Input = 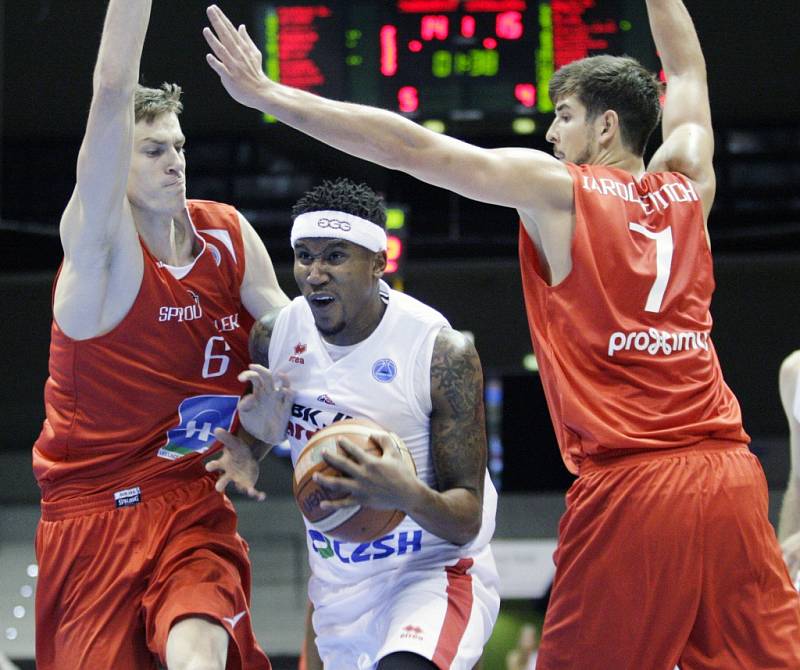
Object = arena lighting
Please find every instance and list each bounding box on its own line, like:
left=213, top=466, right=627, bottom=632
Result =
left=384, top=207, right=407, bottom=279
left=422, top=119, right=446, bottom=133
left=522, top=353, right=539, bottom=372
left=512, top=118, right=536, bottom=135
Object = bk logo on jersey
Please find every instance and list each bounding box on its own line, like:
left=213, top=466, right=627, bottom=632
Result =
left=158, top=394, right=238, bottom=460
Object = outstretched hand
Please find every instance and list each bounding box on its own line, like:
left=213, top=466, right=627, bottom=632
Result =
left=315, top=433, right=419, bottom=512
left=203, top=4, right=272, bottom=110
left=237, top=364, right=293, bottom=445
left=206, top=428, right=266, bottom=501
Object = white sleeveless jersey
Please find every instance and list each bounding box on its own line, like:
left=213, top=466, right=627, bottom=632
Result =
left=269, top=281, right=498, bottom=585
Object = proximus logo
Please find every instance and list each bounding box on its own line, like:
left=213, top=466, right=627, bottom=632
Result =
left=608, top=328, right=709, bottom=357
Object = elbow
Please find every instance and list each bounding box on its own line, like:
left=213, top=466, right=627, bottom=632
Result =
left=452, top=524, right=481, bottom=547
left=450, top=504, right=483, bottom=546
left=92, top=66, right=137, bottom=98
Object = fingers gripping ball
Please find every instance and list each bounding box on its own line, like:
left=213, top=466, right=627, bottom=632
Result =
left=292, top=418, right=416, bottom=543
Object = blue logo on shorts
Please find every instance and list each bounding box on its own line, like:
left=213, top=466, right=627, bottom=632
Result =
left=372, top=358, right=397, bottom=383
left=308, top=529, right=423, bottom=563
left=158, top=395, right=238, bottom=460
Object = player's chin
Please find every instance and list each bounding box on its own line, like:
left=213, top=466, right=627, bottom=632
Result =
left=313, top=315, right=346, bottom=338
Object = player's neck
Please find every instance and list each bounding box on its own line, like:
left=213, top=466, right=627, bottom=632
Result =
left=595, top=146, right=647, bottom=178
left=322, top=296, right=387, bottom=347
left=134, top=208, right=196, bottom=266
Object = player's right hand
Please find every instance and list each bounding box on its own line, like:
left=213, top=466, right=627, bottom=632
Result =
left=236, top=364, right=293, bottom=444
left=204, top=5, right=272, bottom=111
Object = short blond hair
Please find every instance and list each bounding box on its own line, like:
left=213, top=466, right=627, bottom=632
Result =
left=134, top=83, right=183, bottom=124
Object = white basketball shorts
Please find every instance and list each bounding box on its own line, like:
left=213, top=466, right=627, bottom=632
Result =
left=309, top=545, right=499, bottom=670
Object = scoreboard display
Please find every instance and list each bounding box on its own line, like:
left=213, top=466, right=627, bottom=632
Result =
left=258, top=0, right=655, bottom=133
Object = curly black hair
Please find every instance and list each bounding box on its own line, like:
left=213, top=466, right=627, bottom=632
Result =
left=292, top=178, right=387, bottom=229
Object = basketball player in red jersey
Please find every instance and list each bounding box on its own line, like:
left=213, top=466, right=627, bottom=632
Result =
left=779, top=350, right=800, bottom=586
left=203, top=1, right=800, bottom=667
left=32, top=2, right=289, bottom=668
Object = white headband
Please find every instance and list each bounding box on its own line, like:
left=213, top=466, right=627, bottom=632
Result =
left=291, top=210, right=387, bottom=252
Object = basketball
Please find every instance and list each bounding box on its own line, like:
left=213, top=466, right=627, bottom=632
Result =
left=292, top=418, right=416, bottom=543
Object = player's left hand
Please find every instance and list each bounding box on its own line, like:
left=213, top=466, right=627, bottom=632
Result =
left=782, top=530, right=800, bottom=586
left=237, top=364, right=293, bottom=445
left=206, top=428, right=266, bottom=501
left=315, top=433, right=420, bottom=512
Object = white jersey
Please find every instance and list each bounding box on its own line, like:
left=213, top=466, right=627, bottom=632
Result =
left=269, top=281, right=498, bottom=586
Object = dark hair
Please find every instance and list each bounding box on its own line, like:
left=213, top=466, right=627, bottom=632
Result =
left=134, top=83, right=183, bottom=124
left=549, top=55, right=663, bottom=156
left=292, top=178, right=387, bottom=229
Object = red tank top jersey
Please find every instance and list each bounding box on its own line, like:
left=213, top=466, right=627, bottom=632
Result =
left=33, top=200, right=255, bottom=501
left=519, top=163, right=749, bottom=473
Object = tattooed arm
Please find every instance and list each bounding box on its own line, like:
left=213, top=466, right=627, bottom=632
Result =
left=249, top=307, right=282, bottom=366
left=421, top=327, right=487, bottom=544
left=317, top=327, right=487, bottom=545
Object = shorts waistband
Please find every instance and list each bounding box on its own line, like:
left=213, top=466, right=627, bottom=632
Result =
left=40, top=466, right=212, bottom=521
left=578, top=439, right=750, bottom=476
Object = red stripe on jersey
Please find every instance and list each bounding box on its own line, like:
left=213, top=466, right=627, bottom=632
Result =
left=432, top=558, right=474, bottom=668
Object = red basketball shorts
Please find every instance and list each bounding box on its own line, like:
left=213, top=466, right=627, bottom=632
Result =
left=536, top=441, right=800, bottom=670
left=34, top=471, right=270, bottom=670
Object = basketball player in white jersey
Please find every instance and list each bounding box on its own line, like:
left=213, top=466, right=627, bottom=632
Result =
left=212, top=178, right=499, bottom=669
left=779, top=350, right=800, bottom=586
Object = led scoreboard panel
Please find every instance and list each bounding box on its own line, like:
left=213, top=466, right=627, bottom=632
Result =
left=260, top=1, right=651, bottom=132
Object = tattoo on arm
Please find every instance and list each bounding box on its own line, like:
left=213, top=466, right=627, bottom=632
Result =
left=429, top=327, right=487, bottom=496
left=249, top=307, right=283, bottom=366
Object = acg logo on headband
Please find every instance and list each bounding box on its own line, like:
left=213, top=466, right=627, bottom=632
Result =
left=317, top=218, right=352, bottom=232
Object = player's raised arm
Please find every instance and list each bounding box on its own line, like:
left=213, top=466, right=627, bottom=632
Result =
left=55, top=0, right=151, bottom=337
left=203, top=5, right=570, bottom=217
left=645, top=0, right=715, bottom=213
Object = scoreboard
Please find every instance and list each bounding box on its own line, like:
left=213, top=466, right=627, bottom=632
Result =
left=258, top=0, right=654, bottom=134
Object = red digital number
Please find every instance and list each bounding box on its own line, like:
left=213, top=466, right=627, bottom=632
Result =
left=381, top=25, right=398, bottom=76
left=496, top=11, right=523, bottom=40
left=385, top=235, right=404, bottom=274
left=421, top=15, right=449, bottom=40
left=461, top=15, right=476, bottom=38
left=398, top=86, right=419, bottom=113
left=514, top=83, right=536, bottom=107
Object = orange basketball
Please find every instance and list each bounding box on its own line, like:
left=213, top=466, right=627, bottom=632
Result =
left=292, top=418, right=416, bottom=543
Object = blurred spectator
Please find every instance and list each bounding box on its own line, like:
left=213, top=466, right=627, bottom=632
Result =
left=506, top=622, right=539, bottom=670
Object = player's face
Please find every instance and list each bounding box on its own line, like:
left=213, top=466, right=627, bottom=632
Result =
left=127, top=113, right=187, bottom=217
left=546, top=96, right=597, bottom=165
left=293, top=238, right=386, bottom=344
